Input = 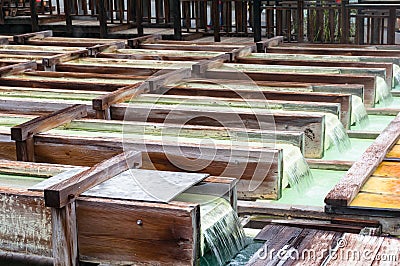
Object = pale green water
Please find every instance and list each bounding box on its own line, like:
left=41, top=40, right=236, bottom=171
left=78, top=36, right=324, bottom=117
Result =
left=258, top=169, right=346, bottom=207
left=0, top=173, right=46, bottom=189
left=323, top=138, right=374, bottom=161
left=375, top=96, right=400, bottom=108
left=351, top=115, right=395, bottom=132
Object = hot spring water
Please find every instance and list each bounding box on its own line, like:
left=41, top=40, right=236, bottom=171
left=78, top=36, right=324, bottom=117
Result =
left=322, top=113, right=351, bottom=151
left=375, top=76, right=392, bottom=104
left=393, top=64, right=400, bottom=87
left=351, top=95, right=369, bottom=126
left=201, top=198, right=247, bottom=265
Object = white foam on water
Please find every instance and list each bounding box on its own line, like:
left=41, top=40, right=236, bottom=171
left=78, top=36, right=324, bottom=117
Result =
left=351, top=95, right=369, bottom=126
left=393, top=64, right=400, bottom=87
left=323, top=113, right=351, bottom=151
left=375, top=76, right=392, bottom=104
left=277, top=144, right=313, bottom=190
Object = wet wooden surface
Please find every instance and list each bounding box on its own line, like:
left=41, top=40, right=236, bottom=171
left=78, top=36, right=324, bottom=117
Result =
left=248, top=224, right=400, bottom=266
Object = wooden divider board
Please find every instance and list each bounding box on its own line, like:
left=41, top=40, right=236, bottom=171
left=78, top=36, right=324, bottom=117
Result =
left=205, top=70, right=377, bottom=107
left=163, top=85, right=353, bottom=129
left=112, top=103, right=325, bottom=158
left=325, top=113, right=400, bottom=208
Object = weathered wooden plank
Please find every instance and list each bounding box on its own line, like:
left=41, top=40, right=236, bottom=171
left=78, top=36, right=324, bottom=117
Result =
left=42, top=50, right=88, bottom=71
left=192, top=56, right=230, bottom=75
left=163, top=86, right=352, bottom=129
left=92, top=83, right=149, bottom=119
left=349, top=192, right=400, bottom=209
left=148, top=68, right=192, bottom=92
left=0, top=159, right=76, bottom=177
left=205, top=70, right=376, bottom=107
left=11, top=104, right=87, bottom=142
left=0, top=188, right=52, bottom=257
left=51, top=201, right=78, bottom=266
left=44, top=151, right=142, bottom=208
left=31, top=134, right=282, bottom=200
left=371, top=237, right=400, bottom=266
left=360, top=176, right=400, bottom=197
left=13, top=30, right=53, bottom=45
left=386, top=144, right=400, bottom=158
left=373, top=161, right=400, bottom=178
left=306, top=159, right=354, bottom=171
left=86, top=41, right=125, bottom=57
left=76, top=197, right=200, bottom=265
left=0, top=61, right=37, bottom=77
left=127, top=34, right=162, bottom=48
left=112, top=104, right=325, bottom=158
left=325, top=113, right=400, bottom=206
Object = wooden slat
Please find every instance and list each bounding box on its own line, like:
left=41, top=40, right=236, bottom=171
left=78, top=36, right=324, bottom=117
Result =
left=13, top=30, right=53, bottom=44
left=325, top=113, right=400, bottom=206
left=373, top=161, right=400, bottom=178
left=127, top=34, right=162, bottom=48
left=87, top=41, right=125, bottom=57
left=42, top=50, right=88, bottom=70
left=11, top=104, right=87, bottom=142
left=44, top=151, right=142, bottom=208
left=360, top=176, right=400, bottom=196
left=148, top=68, right=192, bottom=92
left=76, top=197, right=200, bottom=265
left=0, top=61, right=37, bottom=76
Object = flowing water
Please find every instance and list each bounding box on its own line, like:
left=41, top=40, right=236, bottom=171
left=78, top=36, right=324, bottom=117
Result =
left=200, top=198, right=247, bottom=265
left=375, top=76, right=392, bottom=104
left=393, top=64, right=400, bottom=87
left=277, top=144, right=313, bottom=189
left=322, top=113, right=351, bottom=151
left=351, top=95, right=369, bottom=126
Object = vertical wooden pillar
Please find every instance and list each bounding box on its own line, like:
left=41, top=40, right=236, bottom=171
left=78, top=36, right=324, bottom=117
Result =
left=64, top=0, right=73, bottom=36
left=212, top=0, right=220, bottom=42
left=387, top=7, right=396, bottom=45
left=30, top=0, right=39, bottom=32
left=356, top=8, right=365, bottom=44
left=253, top=0, right=261, bottom=42
left=51, top=202, right=79, bottom=266
left=136, top=0, right=144, bottom=36
left=15, top=137, right=35, bottom=162
left=98, top=0, right=108, bottom=38
left=172, top=0, right=182, bottom=40
left=340, top=0, right=349, bottom=43
left=297, top=0, right=304, bottom=42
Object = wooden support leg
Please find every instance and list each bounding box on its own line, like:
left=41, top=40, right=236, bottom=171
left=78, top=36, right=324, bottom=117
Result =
left=51, top=201, right=78, bottom=266
left=15, top=137, right=35, bottom=162
left=30, top=0, right=39, bottom=32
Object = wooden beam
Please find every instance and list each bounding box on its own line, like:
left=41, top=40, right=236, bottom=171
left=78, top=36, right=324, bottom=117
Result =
left=92, top=83, right=150, bottom=119
left=44, top=151, right=142, bottom=208
left=87, top=42, right=126, bottom=57
left=29, top=0, right=39, bottom=32
left=11, top=105, right=87, bottom=142
left=256, top=36, right=284, bottom=52
left=0, top=61, right=37, bottom=77
left=148, top=68, right=192, bottom=92
left=51, top=201, right=78, bottom=266
left=127, top=34, right=162, bottom=48
left=13, top=30, right=53, bottom=45
left=42, top=50, right=88, bottom=71
left=325, top=113, right=400, bottom=207
left=191, top=56, right=229, bottom=75
left=306, top=159, right=354, bottom=171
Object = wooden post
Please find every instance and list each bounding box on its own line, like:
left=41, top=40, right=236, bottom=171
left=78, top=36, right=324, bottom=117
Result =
left=51, top=201, right=78, bottom=266
left=64, top=0, right=73, bottom=36
left=253, top=0, right=262, bottom=42
left=98, top=0, right=108, bottom=38
left=11, top=105, right=87, bottom=162
left=387, top=7, right=396, bottom=45
left=44, top=151, right=142, bottom=208
left=172, top=0, right=182, bottom=40
left=340, top=0, right=349, bottom=44
left=212, top=0, right=220, bottom=42
left=29, top=0, right=39, bottom=32
left=136, top=0, right=144, bottom=36
left=297, top=0, right=304, bottom=42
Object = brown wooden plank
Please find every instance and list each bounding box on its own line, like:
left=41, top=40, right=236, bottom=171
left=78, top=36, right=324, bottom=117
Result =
left=148, top=68, right=192, bottom=92
left=76, top=197, right=200, bottom=265
left=164, top=86, right=352, bottom=129
left=32, top=134, right=282, bottom=200
left=371, top=237, right=400, bottom=266
left=87, top=41, right=126, bottom=57
left=42, top=50, right=88, bottom=70
left=11, top=104, right=87, bottom=142
left=13, top=30, right=53, bottom=45
left=0, top=61, right=37, bottom=76
left=44, top=151, right=142, bottom=208
left=325, top=113, right=400, bottom=206
left=360, top=176, right=400, bottom=196
left=0, top=188, right=51, bottom=257
left=51, top=201, right=78, bottom=266
left=373, top=161, right=400, bottom=178
left=205, top=70, right=376, bottom=107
